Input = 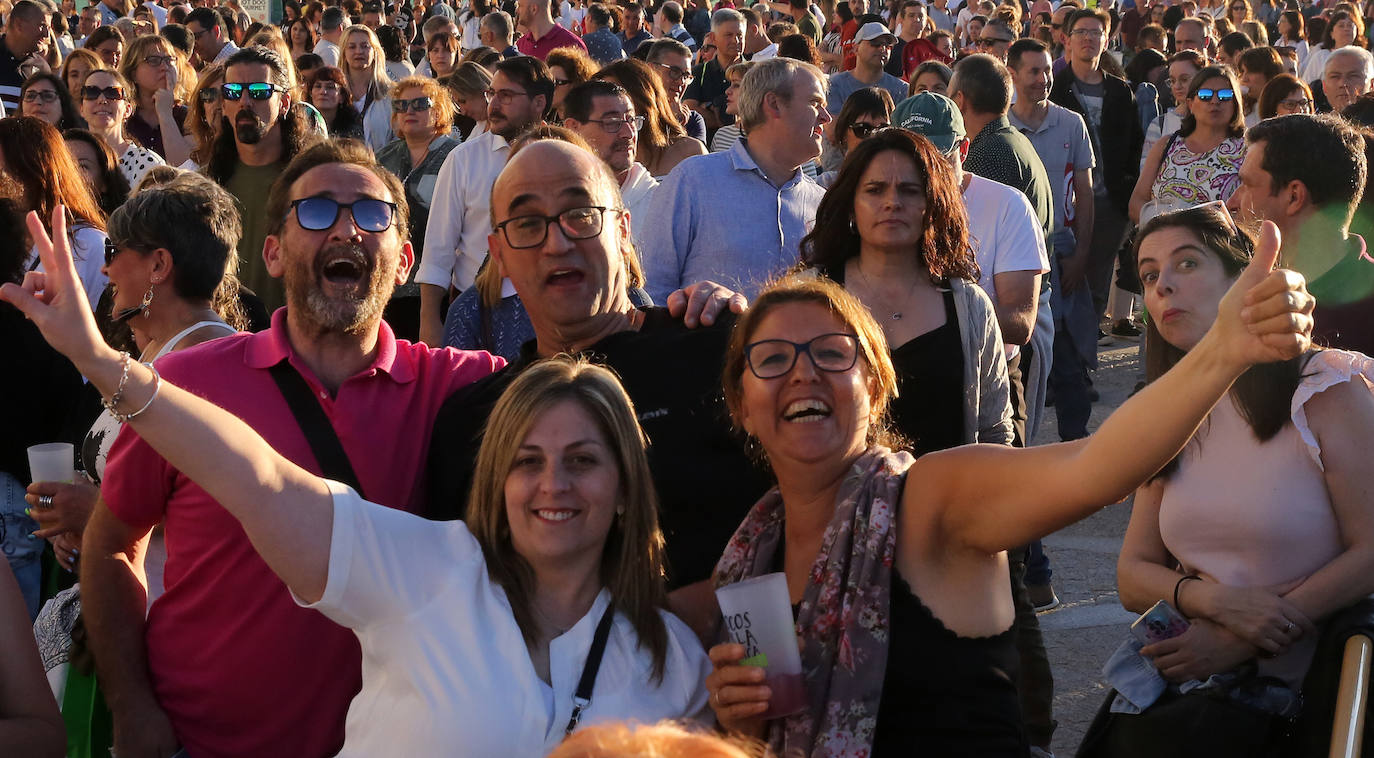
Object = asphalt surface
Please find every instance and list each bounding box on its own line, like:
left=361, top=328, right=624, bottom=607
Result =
left=1029, top=341, right=1145, bottom=758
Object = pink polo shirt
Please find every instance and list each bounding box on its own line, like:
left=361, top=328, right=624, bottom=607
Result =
left=515, top=22, right=588, bottom=60
left=102, top=310, right=503, bottom=758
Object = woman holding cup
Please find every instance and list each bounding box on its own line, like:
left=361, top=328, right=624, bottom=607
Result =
left=703, top=234, right=1315, bottom=755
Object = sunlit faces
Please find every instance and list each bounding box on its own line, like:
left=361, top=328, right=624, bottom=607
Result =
left=1137, top=226, right=1236, bottom=351
left=487, top=70, right=544, bottom=139
left=265, top=163, right=414, bottom=334
left=1323, top=53, right=1371, bottom=112
left=503, top=399, right=621, bottom=570
left=843, top=111, right=891, bottom=152
left=912, top=70, right=948, bottom=95
left=392, top=85, right=437, bottom=138
left=550, top=64, right=573, bottom=110
left=857, top=37, right=893, bottom=69
left=310, top=77, right=341, bottom=110
left=487, top=142, right=633, bottom=332
left=452, top=87, right=489, bottom=122
left=79, top=70, right=130, bottom=133
left=1331, top=17, right=1357, bottom=47
left=1068, top=16, right=1107, bottom=63
left=715, top=19, right=744, bottom=61
left=1011, top=49, right=1053, bottom=104
left=223, top=62, right=289, bottom=145
left=100, top=238, right=158, bottom=318
left=852, top=150, right=927, bottom=251
left=136, top=42, right=177, bottom=93
left=767, top=69, right=831, bottom=165
left=1167, top=60, right=1199, bottom=110
left=735, top=302, right=876, bottom=468
left=20, top=80, right=62, bottom=125
left=651, top=49, right=693, bottom=102
left=65, top=58, right=96, bottom=95
left=345, top=30, right=375, bottom=71
left=1187, top=75, right=1237, bottom=127
left=724, top=72, right=745, bottom=115
left=1229, top=140, right=1287, bottom=226
left=568, top=93, right=639, bottom=174
left=1173, top=23, right=1206, bottom=54
left=93, top=37, right=123, bottom=67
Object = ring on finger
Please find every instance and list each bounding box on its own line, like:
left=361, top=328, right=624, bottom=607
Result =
left=1285, top=621, right=1295, bottom=633
left=38, top=494, right=54, bottom=508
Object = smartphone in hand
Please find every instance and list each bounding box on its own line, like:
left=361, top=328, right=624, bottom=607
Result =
left=1130, top=600, right=1190, bottom=646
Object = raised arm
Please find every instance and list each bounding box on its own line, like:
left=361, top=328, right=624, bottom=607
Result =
left=915, top=222, right=1314, bottom=555
left=2, top=208, right=335, bottom=604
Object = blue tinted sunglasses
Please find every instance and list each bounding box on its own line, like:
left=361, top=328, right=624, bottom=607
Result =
left=221, top=82, right=285, bottom=101
left=1194, top=88, right=1235, bottom=102
left=289, top=197, right=397, bottom=232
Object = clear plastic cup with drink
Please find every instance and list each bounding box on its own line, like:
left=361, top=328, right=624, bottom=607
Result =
left=715, top=572, right=807, bottom=719
left=27, top=443, right=75, bottom=485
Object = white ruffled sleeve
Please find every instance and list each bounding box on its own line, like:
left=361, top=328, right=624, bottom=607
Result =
left=1291, top=349, right=1374, bottom=471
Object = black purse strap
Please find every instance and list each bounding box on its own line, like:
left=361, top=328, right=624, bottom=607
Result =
left=267, top=361, right=366, bottom=499
left=564, top=603, right=617, bottom=737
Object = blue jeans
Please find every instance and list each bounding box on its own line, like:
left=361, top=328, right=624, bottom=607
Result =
left=1, top=472, right=42, bottom=619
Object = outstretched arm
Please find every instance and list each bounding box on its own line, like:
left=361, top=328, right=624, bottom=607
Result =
left=2, top=208, right=335, bottom=603
left=916, top=221, right=1314, bottom=555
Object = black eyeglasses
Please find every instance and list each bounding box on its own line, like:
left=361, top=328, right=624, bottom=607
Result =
left=744, top=333, right=861, bottom=379
left=493, top=206, right=617, bottom=249
left=1194, top=87, right=1235, bottom=101
left=81, top=85, right=126, bottom=101
left=23, top=89, right=59, bottom=104
left=221, top=82, right=285, bottom=101
left=653, top=62, right=694, bottom=82
left=197, top=86, right=221, bottom=103
left=849, top=122, right=890, bottom=138
left=143, top=54, right=174, bottom=67
left=589, top=114, right=645, bottom=133
left=289, top=196, right=398, bottom=232
left=391, top=96, right=433, bottom=113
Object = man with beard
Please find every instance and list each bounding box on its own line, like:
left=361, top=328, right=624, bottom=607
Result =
left=205, top=45, right=320, bottom=316
left=416, top=55, right=552, bottom=347
left=563, top=80, right=659, bottom=250
left=425, top=138, right=766, bottom=641
left=81, top=139, right=505, bottom=758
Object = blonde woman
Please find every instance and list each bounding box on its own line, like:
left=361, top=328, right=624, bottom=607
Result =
left=444, top=60, right=492, bottom=140
left=118, top=34, right=195, bottom=165
left=341, top=24, right=394, bottom=151
left=61, top=48, right=105, bottom=98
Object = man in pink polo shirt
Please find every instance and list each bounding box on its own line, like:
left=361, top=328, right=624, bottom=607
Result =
left=80, top=140, right=504, bottom=758
left=514, top=0, right=587, bottom=59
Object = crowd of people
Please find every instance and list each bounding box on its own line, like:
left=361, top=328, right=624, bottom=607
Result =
left=0, top=0, right=1371, bottom=755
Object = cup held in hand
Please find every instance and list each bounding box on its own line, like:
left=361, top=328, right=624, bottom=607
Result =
left=27, top=443, right=74, bottom=485
left=715, top=572, right=808, bottom=719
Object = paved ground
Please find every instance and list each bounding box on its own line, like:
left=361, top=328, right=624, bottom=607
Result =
left=1029, top=341, right=1145, bottom=758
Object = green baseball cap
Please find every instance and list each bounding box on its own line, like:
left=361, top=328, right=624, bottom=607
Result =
left=892, top=92, right=966, bottom=153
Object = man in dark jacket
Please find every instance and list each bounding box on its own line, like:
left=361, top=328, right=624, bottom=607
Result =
left=1050, top=7, right=1143, bottom=321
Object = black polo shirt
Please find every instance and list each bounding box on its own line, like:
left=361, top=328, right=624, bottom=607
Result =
left=0, top=35, right=28, bottom=114
left=425, top=308, right=773, bottom=589
left=684, top=57, right=733, bottom=127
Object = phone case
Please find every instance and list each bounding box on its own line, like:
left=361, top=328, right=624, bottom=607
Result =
left=1129, top=600, right=1190, bottom=646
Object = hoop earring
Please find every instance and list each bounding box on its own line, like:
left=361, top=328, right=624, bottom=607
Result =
left=849, top=217, right=857, bottom=234
left=139, top=285, right=154, bottom=318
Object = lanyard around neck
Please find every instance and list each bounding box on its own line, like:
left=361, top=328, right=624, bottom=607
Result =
left=564, top=603, right=617, bottom=737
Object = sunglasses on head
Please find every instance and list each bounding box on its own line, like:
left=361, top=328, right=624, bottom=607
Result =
left=221, top=82, right=285, bottom=101
left=849, top=122, right=890, bottom=138
left=392, top=96, right=433, bottom=113
left=1194, top=87, right=1235, bottom=101
left=81, top=85, right=126, bottom=101
left=289, top=196, right=397, bottom=233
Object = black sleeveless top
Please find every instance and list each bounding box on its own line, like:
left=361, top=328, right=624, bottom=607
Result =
left=871, top=571, right=1028, bottom=756
left=887, top=289, right=965, bottom=457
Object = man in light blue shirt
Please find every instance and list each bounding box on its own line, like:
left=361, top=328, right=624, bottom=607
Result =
left=640, top=57, right=830, bottom=302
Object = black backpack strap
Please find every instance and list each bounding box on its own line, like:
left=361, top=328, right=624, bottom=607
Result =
left=267, top=361, right=366, bottom=498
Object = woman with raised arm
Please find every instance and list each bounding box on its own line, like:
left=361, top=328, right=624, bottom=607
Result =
left=695, top=221, right=1312, bottom=755
left=2, top=210, right=711, bottom=758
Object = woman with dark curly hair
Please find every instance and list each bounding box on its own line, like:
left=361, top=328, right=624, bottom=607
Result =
left=306, top=66, right=364, bottom=139
left=802, top=127, right=1012, bottom=455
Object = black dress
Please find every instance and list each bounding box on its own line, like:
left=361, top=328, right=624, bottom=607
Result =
left=887, top=289, right=966, bottom=457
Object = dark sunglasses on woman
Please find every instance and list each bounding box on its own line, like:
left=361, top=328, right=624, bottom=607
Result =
left=849, top=122, right=891, bottom=138
left=1194, top=88, right=1235, bottom=102
left=391, top=96, right=433, bottom=113
left=81, top=85, right=126, bottom=101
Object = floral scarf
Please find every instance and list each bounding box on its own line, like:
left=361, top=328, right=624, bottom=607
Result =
left=713, top=446, right=914, bottom=758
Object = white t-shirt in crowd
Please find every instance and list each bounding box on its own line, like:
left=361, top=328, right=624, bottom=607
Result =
left=29, top=224, right=109, bottom=312
left=299, top=483, right=712, bottom=757
left=962, top=173, right=1051, bottom=357
left=313, top=38, right=341, bottom=67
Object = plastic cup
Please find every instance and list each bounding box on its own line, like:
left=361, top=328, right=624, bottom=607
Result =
left=715, top=572, right=807, bottom=720
left=27, top=443, right=75, bottom=485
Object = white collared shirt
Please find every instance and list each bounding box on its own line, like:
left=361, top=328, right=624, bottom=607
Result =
left=620, top=161, right=659, bottom=252
left=417, top=129, right=510, bottom=291
left=302, top=483, right=712, bottom=757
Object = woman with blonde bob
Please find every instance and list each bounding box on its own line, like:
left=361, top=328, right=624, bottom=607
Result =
left=118, top=34, right=195, bottom=165
left=340, top=24, right=394, bottom=151
left=698, top=244, right=1314, bottom=755
left=0, top=216, right=714, bottom=755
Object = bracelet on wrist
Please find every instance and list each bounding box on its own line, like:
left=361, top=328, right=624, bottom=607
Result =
left=101, top=351, right=132, bottom=418
left=1173, top=573, right=1202, bottom=619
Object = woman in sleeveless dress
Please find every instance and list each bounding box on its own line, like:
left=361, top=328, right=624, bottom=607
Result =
left=1130, top=66, right=1247, bottom=225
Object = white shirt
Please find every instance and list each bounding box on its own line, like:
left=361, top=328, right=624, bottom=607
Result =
left=962, top=173, right=1050, bottom=357
left=143, top=1, right=168, bottom=27
left=313, top=38, right=341, bottom=67
left=302, top=483, right=712, bottom=757
left=211, top=39, right=241, bottom=65
left=385, top=59, right=415, bottom=83
left=29, top=224, right=109, bottom=311
left=621, top=161, right=660, bottom=253
left=418, top=129, right=510, bottom=291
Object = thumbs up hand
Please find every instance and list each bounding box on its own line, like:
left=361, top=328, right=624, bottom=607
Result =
left=1209, top=220, right=1315, bottom=368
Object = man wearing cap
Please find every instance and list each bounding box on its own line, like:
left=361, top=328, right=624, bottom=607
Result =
left=826, top=22, right=908, bottom=116
left=896, top=90, right=1058, bottom=758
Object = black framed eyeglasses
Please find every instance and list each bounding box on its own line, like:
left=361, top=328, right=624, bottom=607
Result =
left=744, top=333, right=861, bottom=379
left=654, top=62, right=694, bottom=82
left=81, top=85, right=126, bottom=101
left=1194, top=87, right=1235, bottom=102
left=143, top=54, right=174, bottom=67
left=289, top=196, right=398, bottom=232
left=197, top=86, right=221, bottom=103
left=392, top=96, right=433, bottom=113
left=978, top=36, right=1011, bottom=47
left=221, top=82, right=285, bottom=101
left=590, top=114, right=645, bottom=133
left=493, top=206, right=618, bottom=249
left=23, top=89, right=59, bottom=104
left=849, top=122, right=890, bottom=138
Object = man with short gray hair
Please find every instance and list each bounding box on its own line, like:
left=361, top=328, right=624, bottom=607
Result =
left=1323, top=46, right=1374, bottom=113
left=684, top=7, right=745, bottom=131
left=656, top=0, right=697, bottom=49
left=479, top=10, right=519, bottom=59
left=641, top=57, right=830, bottom=301
left=313, top=6, right=346, bottom=67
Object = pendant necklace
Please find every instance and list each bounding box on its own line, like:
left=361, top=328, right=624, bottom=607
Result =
left=855, top=266, right=919, bottom=321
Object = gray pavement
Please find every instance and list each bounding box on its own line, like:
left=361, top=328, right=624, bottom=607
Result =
left=1029, top=341, right=1144, bottom=757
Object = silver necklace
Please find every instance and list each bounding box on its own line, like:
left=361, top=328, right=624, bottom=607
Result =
left=855, top=266, right=919, bottom=321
